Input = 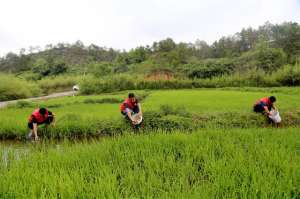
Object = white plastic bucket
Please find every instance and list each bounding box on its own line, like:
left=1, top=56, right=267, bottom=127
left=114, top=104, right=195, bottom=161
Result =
left=132, top=114, right=143, bottom=125
left=269, top=109, right=281, bottom=123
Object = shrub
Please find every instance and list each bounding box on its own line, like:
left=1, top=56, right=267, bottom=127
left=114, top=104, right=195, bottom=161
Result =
left=37, top=75, right=81, bottom=94
left=0, top=74, right=41, bottom=101
left=274, top=64, right=300, bottom=86
left=15, top=101, right=34, bottom=108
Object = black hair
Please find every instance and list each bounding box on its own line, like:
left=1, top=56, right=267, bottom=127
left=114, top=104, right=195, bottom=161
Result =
left=269, top=96, right=276, bottom=103
left=39, top=108, right=47, bottom=115
left=128, top=93, right=135, bottom=98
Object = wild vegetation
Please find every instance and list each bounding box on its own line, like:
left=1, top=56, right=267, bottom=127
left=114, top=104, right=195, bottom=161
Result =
left=0, top=74, right=41, bottom=101
left=0, top=22, right=299, bottom=101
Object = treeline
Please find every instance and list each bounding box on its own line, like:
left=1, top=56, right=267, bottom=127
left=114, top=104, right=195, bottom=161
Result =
left=0, top=21, right=299, bottom=79
left=0, top=21, right=299, bottom=101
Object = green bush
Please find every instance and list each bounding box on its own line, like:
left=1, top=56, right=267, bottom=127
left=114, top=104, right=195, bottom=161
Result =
left=79, top=65, right=300, bottom=95
left=0, top=74, right=41, bottom=101
left=274, top=64, right=300, bottom=86
left=182, top=58, right=234, bottom=79
left=15, top=101, right=35, bottom=108
left=37, top=75, right=81, bottom=94
left=235, top=46, right=287, bottom=73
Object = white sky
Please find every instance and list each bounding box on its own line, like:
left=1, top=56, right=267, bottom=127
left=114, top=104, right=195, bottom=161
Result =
left=0, top=0, right=299, bottom=56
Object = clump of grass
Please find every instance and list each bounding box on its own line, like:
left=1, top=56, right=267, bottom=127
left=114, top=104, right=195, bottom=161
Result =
left=38, top=103, right=64, bottom=108
left=160, top=104, right=190, bottom=117
left=83, top=98, right=122, bottom=104
left=15, top=101, right=35, bottom=108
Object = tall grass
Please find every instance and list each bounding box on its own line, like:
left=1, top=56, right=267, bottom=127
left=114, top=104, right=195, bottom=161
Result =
left=0, top=128, right=299, bottom=198
left=274, top=64, right=300, bottom=86
left=79, top=65, right=300, bottom=95
left=0, top=73, right=41, bottom=101
left=37, top=75, right=82, bottom=94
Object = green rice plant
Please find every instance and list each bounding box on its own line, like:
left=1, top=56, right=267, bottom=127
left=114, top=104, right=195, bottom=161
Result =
left=0, top=128, right=299, bottom=198
left=83, top=98, right=122, bottom=104
left=15, top=101, right=35, bottom=108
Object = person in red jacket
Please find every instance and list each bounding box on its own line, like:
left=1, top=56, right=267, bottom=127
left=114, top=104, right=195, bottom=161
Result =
left=120, top=93, right=143, bottom=125
left=253, top=96, right=277, bottom=115
left=28, top=108, right=55, bottom=140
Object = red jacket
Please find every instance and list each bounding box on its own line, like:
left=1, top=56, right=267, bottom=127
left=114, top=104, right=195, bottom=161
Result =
left=120, top=98, right=138, bottom=111
left=28, top=109, right=49, bottom=123
left=255, top=97, right=273, bottom=107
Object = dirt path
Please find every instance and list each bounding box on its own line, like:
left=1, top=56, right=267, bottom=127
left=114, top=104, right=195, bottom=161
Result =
left=0, top=91, right=77, bottom=109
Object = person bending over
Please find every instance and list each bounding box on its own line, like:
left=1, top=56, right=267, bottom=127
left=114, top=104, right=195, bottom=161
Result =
left=28, top=107, right=55, bottom=140
left=120, top=93, right=143, bottom=125
left=253, top=96, right=277, bottom=123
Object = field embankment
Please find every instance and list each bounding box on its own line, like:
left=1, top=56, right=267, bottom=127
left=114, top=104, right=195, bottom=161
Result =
left=0, top=88, right=299, bottom=140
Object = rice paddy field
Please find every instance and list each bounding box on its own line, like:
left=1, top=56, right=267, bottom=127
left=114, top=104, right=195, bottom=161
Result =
left=0, top=87, right=300, bottom=198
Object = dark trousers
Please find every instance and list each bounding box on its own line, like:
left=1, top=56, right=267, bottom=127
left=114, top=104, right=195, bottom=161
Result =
left=28, top=117, right=53, bottom=129
left=121, top=106, right=140, bottom=118
left=253, top=104, right=273, bottom=124
left=121, top=106, right=142, bottom=130
left=253, top=104, right=271, bottom=113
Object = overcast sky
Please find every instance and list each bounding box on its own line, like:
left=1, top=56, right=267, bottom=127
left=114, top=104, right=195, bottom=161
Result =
left=0, top=0, right=299, bottom=56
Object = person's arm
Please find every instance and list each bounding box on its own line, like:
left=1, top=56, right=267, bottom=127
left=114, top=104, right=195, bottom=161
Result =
left=126, top=108, right=134, bottom=122
left=48, top=111, right=56, bottom=127
left=138, top=103, right=142, bottom=116
left=51, top=113, right=56, bottom=127
left=33, top=123, right=39, bottom=140
left=51, top=116, right=56, bottom=127
left=263, top=106, right=271, bottom=115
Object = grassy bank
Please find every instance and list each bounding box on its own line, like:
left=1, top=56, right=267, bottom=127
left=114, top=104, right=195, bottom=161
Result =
left=0, top=128, right=299, bottom=198
left=0, top=89, right=299, bottom=139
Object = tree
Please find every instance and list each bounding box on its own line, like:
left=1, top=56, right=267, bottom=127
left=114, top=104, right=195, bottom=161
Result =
left=271, top=22, right=300, bottom=62
left=88, top=62, right=112, bottom=77
left=194, top=40, right=212, bottom=59
left=153, top=38, right=176, bottom=52
left=32, top=58, right=67, bottom=77
left=256, top=45, right=287, bottom=73
left=32, top=58, right=50, bottom=76
left=127, top=47, right=148, bottom=64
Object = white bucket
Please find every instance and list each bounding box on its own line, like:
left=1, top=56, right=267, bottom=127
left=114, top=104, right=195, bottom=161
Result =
left=269, top=109, right=281, bottom=123
left=132, top=114, right=143, bottom=125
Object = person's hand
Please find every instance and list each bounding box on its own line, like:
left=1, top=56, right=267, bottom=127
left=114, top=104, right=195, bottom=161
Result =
left=34, top=136, right=39, bottom=141
left=131, top=119, right=137, bottom=125
left=51, top=122, right=56, bottom=127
